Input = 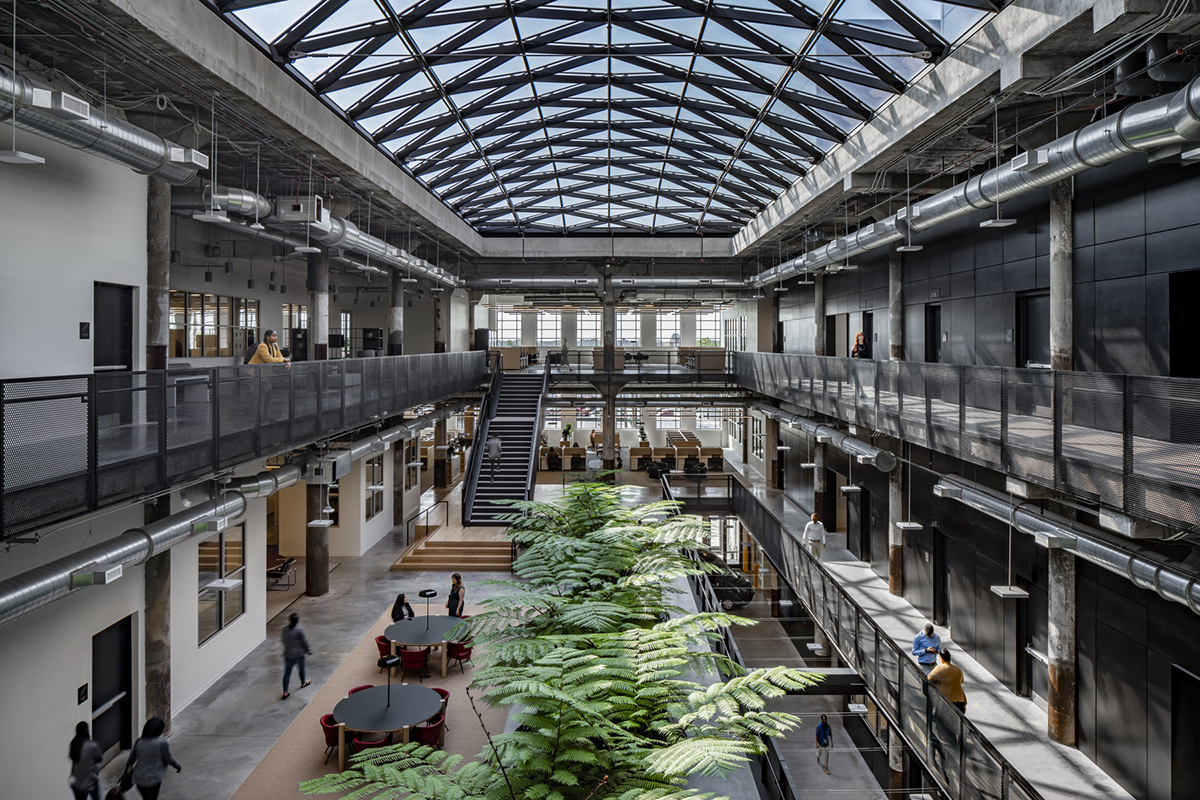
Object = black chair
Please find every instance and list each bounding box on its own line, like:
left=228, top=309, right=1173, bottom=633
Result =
left=267, top=557, right=297, bottom=589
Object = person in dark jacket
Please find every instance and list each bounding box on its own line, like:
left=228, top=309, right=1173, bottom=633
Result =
left=124, top=718, right=180, bottom=800
left=852, top=331, right=870, bottom=359
left=391, top=591, right=415, bottom=622
left=69, top=721, right=103, bottom=800
left=281, top=612, right=312, bottom=700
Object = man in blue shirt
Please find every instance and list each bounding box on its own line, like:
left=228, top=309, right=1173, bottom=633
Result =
left=814, top=714, right=832, bottom=774
left=912, top=622, right=941, bottom=675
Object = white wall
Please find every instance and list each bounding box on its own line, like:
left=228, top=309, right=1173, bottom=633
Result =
left=0, top=129, right=148, bottom=379
left=275, top=447, right=394, bottom=558
left=450, top=290, right=470, bottom=352
left=0, top=506, right=146, bottom=799
left=170, top=489, right=268, bottom=714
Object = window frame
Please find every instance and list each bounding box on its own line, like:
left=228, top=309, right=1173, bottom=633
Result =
left=617, top=313, right=640, bottom=347
left=696, top=310, right=722, bottom=347
left=493, top=310, right=522, bottom=347
left=577, top=312, right=601, bottom=347
left=197, top=524, right=246, bottom=646
left=537, top=311, right=562, bottom=348
left=656, top=312, right=681, bottom=347
left=365, top=454, right=385, bottom=521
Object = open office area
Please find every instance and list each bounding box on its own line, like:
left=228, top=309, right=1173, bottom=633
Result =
left=5, top=1, right=1200, bottom=799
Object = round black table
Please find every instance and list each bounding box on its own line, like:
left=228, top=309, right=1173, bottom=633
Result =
left=332, top=684, right=442, bottom=770
left=385, top=616, right=466, bottom=678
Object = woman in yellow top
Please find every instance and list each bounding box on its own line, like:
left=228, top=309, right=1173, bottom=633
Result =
left=248, top=329, right=291, bottom=368
left=927, top=648, right=967, bottom=713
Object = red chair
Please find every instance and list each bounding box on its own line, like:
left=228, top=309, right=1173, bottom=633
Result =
left=399, top=647, right=431, bottom=682
left=375, top=636, right=392, bottom=670
left=447, top=641, right=473, bottom=673
left=319, top=714, right=341, bottom=765
left=411, top=714, right=444, bottom=748
left=432, top=687, right=450, bottom=730
left=348, top=684, right=374, bottom=695
left=353, top=734, right=392, bottom=754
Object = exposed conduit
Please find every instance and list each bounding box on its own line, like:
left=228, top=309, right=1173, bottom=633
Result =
left=753, top=74, right=1200, bottom=286
left=936, top=474, right=1200, bottom=616
left=0, top=65, right=199, bottom=184
left=466, top=276, right=751, bottom=291
left=750, top=401, right=897, bottom=472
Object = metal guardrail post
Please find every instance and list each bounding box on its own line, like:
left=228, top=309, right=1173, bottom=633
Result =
left=210, top=368, right=221, bottom=472
left=1122, top=373, right=1132, bottom=513
left=87, top=374, right=98, bottom=515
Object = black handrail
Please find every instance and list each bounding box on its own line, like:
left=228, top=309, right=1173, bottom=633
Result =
left=462, top=358, right=503, bottom=525
left=522, top=361, right=550, bottom=504
left=406, top=499, right=448, bottom=547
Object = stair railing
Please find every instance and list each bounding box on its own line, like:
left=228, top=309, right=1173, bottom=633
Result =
left=522, top=361, right=550, bottom=505
left=462, top=358, right=502, bottom=525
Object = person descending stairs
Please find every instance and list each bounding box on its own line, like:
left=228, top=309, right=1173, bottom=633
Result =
left=465, top=371, right=546, bottom=523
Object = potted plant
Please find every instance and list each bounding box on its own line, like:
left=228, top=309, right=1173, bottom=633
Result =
left=562, top=422, right=573, bottom=443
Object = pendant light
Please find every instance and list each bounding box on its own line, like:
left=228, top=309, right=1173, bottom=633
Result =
left=294, top=156, right=321, bottom=254
left=981, top=97, right=1016, bottom=228
left=194, top=97, right=230, bottom=223
left=0, top=0, right=43, bottom=164
left=990, top=491, right=1029, bottom=598
left=897, top=152, right=923, bottom=252
left=896, top=458, right=923, bottom=532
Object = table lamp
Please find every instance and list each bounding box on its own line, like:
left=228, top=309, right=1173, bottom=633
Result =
left=377, top=654, right=400, bottom=707
left=418, top=588, right=438, bottom=629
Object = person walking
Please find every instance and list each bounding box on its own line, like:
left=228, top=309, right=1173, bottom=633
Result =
left=912, top=622, right=942, bottom=675
left=928, top=648, right=968, bottom=713
left=281, top=612, right=312, bottom=700
left=391, top=591, right=415, bottom=622
left=121, top=718, right=180, bottom=800
left=802, top=513, right=827, bottom=560
left=486, top=432, right=503, bottom=480
left=447, top=573, right=466, bottom=617
left=68, top=721, right=103, bottom=800
left=814, top=713, right=832, bottom=775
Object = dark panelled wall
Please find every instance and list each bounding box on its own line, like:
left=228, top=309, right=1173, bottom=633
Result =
left=778, top=154, right=1200, bottom=376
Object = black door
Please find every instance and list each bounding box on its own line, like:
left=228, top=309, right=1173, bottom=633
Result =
left=1173, top=666, right=1200, bottom=800
left=924, top=304, right=942, bottom=363
left=825, top=315, right=837, bottom=357
left=1170, top=271, right=1200, bottom=378
left=847, top=489, right=870, bottom=562
left=933, top=529, right=948, bottom=626
left=862, top=312, right=874, bottom=358
left=94, top=283, right=134, bottom=424
left=1019, top=292, right=1051, bottom=367
left=92, top=615, right=133, bottom=761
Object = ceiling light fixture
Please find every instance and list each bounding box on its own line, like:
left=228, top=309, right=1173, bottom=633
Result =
left=293, top=155, right=321, bottom=255
left=193, top=96, right=230, bottom=223
left=249, top=145, right=265, bottom=231
left=982, top=96, right=1016, bottom=228
left=897, top=151, right=923, bottom=252
left=0, top=0, right=44, bottom=164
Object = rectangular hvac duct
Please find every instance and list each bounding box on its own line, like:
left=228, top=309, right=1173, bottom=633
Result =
left=31, top=88, right=90, bottom=121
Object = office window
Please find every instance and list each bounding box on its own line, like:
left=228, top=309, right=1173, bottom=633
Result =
left=656, top=312, right=681, bottom=347
left=577, top=312, right=601, bottom=347
left=365, top=454, right=384, bottom=521
left=656, top=407, right=680, bottom=430
left=404, top=439, right=419, bottom=492
left=696, top=409, right=722, bottom=430
left=537, top=312, right=562, bottom=347
left=740, top=315, right=748, bottom=351
left=575, top=408, right=599, bottom=429
left=493, top=310, right=521, bottom=347
left=616, top=407, right=640, bottom=428
left=751, top=416, right=764, bottom=458
left=617, top=313, right=640, bottom=346
left=696, top=311, right=721, bottom=347
left=198, top=525, right=245, bottom=645
left=282, top=303, right=308, bottom=350
left=169, top=292, right=258, bottom=358
left=337, top=310, right=352, bottom=357
left=544, top=410, right=561, bottom=429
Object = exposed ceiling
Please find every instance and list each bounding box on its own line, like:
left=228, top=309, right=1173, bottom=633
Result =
left=206, top=0, right=999, bottom=236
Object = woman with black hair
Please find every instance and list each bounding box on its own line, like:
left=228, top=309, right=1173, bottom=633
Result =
left=447, top=573, right=466, bottom=617
left=247, top=329, right=290, bottom=367
left=68, top=721, right=103, bottom=800
left=122, top=717, right=181, bottom=800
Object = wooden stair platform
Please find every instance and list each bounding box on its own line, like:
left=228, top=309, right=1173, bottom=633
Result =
left=391, top=539, right=515, bottom=572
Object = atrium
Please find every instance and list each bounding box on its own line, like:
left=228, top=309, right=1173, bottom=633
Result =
left=2, top=1, right=1199, bottom=799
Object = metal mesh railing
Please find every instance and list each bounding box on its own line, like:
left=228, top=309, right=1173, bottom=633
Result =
left=1, top=351, right=488, bottom=540
left=731, top=480, right=1044, bottom=800
left=735, top=352, right=1200, bottom=533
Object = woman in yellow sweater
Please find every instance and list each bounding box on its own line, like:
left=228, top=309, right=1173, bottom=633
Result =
left=928, top=648, right=967, bottom=713
left=248, top=329, right=291, bottom=368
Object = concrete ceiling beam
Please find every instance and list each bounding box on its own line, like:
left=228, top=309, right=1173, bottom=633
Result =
left=841, top=172, right=957, bottom=195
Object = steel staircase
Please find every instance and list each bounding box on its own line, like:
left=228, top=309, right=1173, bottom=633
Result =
left=463, top=364, right=548, bottom=525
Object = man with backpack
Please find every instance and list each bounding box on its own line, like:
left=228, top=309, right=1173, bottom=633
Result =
left=815, top=713, right=832, bottom=774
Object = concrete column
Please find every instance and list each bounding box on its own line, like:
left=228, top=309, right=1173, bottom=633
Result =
left=433, top=292, right=447, bottom=354
left=888, top=725, right=904, bottom=793
left=393, top=438, right=407, bottom=526
left=306, top=483, right=330, bottom=597
left=143, top=496, right=171, bottom=730
left=602, top=273, right=615, bottom=370
left=813, top=442, right=826, bottom=521
left=765, top=416, right=780, bottom=489
left=433, top=410, right=448, bottom=488
left=146, top=178, right=171, bottom=372
left=1050, top=178, right=1074, bottom=372
left=388, top=269, right=404, bottom=356
left=1048, top=547, right=1077, bottom=745
left=889, top=242, right=903, bottom=360
left=813, top=274, right=826, bottom=356
left=602, top=389, right=617, bottom=475
left=307, top=248, right=330, bottom=360
left=888, top=459, right=905, bottom=596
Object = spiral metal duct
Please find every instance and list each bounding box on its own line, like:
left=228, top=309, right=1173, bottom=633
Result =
left=754, top=74, right=1200, bottom=286
left=0, top=464, right=302, bottom=628
left=172, top=185, right=274, bottom=219
left=935, top=474, right=1200, bottom=616
left=0, top=65, right=198, bottom=184
left=465, top=276, right=750, bottom=290
left=751, top=401, right=897, bottom=472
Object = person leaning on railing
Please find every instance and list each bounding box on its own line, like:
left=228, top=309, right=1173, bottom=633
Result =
left=248, top=329, right=291, bottom=369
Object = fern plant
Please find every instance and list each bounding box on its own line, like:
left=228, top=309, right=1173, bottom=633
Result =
left=301, top=484, right=819, bottom=800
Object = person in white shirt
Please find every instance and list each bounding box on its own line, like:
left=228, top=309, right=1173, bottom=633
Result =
left=803, top=513, right=827, bottom=560
left=486, top=433, right=503, bottom=480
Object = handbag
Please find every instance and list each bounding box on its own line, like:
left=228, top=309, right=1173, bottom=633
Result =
left=119, top=740, right=138, bottom=792
left=104, top=786, right=126, bottom=800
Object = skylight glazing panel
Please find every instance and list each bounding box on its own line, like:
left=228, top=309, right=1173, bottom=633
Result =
left=233, top=0, right=321, bottom=45
left=305, top=0, right=384, bottom=40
